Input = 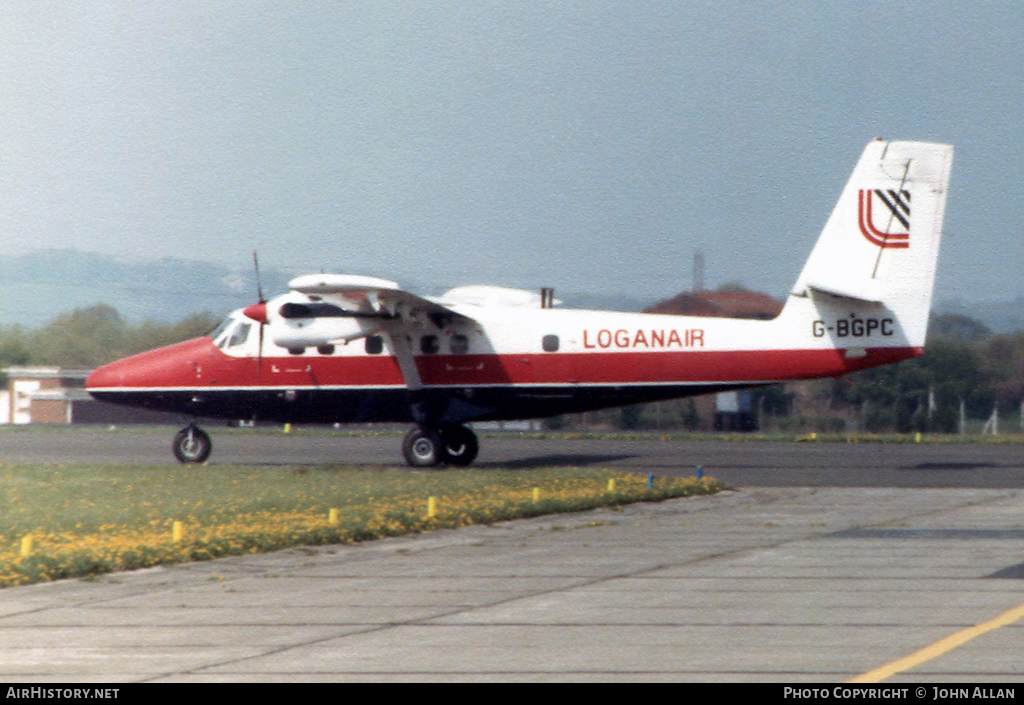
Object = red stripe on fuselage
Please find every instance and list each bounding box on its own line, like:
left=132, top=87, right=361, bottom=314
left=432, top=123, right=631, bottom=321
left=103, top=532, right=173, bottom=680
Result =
left=86, top=336, right=921, bottom=392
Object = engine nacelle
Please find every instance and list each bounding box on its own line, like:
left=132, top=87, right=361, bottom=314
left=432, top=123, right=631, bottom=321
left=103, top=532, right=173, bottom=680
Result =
left=268, top=316, right=383, bottom=349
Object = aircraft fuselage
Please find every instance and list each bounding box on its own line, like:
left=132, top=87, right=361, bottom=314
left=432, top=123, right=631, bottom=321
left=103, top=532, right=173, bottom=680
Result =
left=87, top=304, right=918, bottom=427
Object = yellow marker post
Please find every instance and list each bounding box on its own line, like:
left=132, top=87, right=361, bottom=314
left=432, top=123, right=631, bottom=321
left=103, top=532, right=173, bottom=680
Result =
left=427, top=496, right=437, bottom=518
left=532, top=487, right=540, bottom=502
left=172, top=521, right=184, bottom=544
left=607, top=478, right=616, bottom=492
left=19, top=534, right=33, bottom=559
left=328, top=508, right=339, bottom=526
left=283, top=423, right=292, bottom=434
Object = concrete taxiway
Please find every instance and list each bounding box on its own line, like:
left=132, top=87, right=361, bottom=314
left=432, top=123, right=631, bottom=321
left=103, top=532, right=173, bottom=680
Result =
left=0, top=429, right=1022, bottom=681
left=0, top=470, right=1022, bottom=680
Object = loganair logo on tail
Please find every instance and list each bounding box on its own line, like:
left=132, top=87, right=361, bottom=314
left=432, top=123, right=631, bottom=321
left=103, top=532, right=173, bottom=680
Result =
left=858, top=189, right=910, bottom=248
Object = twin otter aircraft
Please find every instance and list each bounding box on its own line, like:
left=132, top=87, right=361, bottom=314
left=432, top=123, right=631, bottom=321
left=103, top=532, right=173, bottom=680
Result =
left=87, top=139, right=953, bottom=467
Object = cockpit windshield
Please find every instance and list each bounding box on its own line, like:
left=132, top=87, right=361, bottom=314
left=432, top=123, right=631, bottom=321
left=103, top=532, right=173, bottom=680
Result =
left=210, top=312, right=256, bottom=352
left=208, top=317, right=234, bottom=343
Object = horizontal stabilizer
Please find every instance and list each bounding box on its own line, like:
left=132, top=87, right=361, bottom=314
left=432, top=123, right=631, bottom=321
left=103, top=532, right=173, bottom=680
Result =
left=805, top=281, right=883, bottom=305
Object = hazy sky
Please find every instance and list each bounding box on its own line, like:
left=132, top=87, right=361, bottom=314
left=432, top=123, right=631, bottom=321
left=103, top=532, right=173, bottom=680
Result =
left=2, top=2, right=1022, bottom=305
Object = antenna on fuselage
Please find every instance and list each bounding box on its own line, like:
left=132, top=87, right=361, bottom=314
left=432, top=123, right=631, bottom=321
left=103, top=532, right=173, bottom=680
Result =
left=693, top=250, right=705, bottom=291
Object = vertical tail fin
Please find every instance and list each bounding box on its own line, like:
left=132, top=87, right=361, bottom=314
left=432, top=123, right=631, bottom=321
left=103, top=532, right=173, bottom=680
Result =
left=790, top=139, right=953, bottom=348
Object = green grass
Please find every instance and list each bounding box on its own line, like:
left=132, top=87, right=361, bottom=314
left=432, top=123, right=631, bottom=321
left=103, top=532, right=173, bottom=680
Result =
left=0, top=463, right=723, bottom=587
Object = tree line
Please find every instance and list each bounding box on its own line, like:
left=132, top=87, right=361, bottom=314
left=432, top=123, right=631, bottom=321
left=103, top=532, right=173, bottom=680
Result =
left=0, top=304, right=219, bottom=372
left=820, top=313, right=1024, bottom=433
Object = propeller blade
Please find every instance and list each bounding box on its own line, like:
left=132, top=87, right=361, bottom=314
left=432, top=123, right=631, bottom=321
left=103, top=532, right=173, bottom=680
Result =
left=253, top=250, right=265, bottom=303
left=252, top=251, right=266, bottom=375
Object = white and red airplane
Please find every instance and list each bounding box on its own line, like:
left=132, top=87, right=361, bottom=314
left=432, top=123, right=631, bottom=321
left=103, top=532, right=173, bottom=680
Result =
left=87, top=139, right=953, bottom=467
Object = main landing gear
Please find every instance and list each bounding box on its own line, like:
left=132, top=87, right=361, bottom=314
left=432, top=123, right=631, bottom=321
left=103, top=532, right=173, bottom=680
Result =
left=173, top=425, right=212, bottom=464
left=402, top=424, right=479, bottom=468
left=169, top=422, right=477, bottom=468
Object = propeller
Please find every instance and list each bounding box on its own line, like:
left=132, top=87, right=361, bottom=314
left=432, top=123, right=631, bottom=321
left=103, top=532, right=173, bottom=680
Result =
left=243, top=251, right=269, bottom=375
left=253, top=251, right=265, bottom=304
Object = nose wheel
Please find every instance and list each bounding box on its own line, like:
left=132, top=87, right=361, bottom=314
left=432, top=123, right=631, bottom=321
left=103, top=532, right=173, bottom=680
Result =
left=402, top=424, right=479, bottom=467
left=173, top=425, right=212, bottom=463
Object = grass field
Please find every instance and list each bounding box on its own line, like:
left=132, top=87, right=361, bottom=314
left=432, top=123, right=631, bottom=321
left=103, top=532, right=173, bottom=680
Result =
left=0, top=462, right=722, bottom=588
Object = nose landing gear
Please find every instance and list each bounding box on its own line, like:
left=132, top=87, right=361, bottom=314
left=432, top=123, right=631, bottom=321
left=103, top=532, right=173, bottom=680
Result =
left=402, top=424, right=479, bottom=467
left=173, top=425, right=212, bottom=463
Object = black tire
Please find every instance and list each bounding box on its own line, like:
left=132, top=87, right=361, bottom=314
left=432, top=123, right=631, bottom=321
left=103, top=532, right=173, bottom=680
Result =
left=173, top=426, right=212, bottom=464
left=402, top=427, right=443, bottom=467
left=440, top=425, right=479, bottom=466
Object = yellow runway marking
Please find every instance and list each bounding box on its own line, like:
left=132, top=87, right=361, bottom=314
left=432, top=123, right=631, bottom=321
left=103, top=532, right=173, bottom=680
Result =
left=849, top=601, right=1024, bottom=683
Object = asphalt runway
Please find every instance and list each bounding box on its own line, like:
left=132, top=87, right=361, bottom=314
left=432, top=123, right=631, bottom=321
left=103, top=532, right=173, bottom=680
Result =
left=1, top=425, right=1022, bottom=488
left=1, top=427, right=1022, bottom=682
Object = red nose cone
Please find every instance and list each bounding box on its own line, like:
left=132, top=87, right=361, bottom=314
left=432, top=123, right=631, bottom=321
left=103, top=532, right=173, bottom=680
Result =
left=243, top=302, right=268, bottom=323
left=87, top=337, right=214, bottom=391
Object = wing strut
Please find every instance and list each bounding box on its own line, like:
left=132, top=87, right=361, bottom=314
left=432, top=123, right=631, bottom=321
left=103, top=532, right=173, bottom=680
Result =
left=384, top=328, right=423, bottom=391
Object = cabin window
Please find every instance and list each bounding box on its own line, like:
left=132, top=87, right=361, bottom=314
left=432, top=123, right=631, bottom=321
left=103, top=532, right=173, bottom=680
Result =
left=421, top=335, right=439, bottom=354
left=365, top=336, right=384, bottom=355
left=450, top=334, right=469, bottom=355
left=542, top=334, right=560, bottom=352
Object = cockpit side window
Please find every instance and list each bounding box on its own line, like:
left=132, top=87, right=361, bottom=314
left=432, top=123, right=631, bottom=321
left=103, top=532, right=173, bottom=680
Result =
left=227, top=322, right=252, bottom=348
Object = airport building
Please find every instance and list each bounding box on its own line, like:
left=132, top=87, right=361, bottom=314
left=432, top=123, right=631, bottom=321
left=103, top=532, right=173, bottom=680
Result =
left=0, top=366, right=176, bottom=425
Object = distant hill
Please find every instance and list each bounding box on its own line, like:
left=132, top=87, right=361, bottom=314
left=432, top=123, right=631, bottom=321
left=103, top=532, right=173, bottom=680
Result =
left=0, top=250, right=290, bottom=328
left=935, top=298, right=1024, bottom=335
left=3, top=249, right=1019, bottom=336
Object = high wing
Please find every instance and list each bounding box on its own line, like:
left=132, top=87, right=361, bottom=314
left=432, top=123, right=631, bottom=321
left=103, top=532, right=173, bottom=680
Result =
left=254, top=274, right=479, bottom=392
left=259, top=274, right=477, bottom=347
left=287, top=274, right=476, bottom=329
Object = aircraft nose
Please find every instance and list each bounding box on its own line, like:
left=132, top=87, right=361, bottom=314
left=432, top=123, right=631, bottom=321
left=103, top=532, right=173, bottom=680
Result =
left=86, top=360, right=126, bottom=390
left=86, top=337, right=212, bottom=392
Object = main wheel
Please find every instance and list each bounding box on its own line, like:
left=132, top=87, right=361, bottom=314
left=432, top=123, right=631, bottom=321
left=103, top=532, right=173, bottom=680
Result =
left=402, top=427, right=443, bottom=467
left=440, top=425, right=479, bottom=466
left=173, top=426, right=212, bottom=463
